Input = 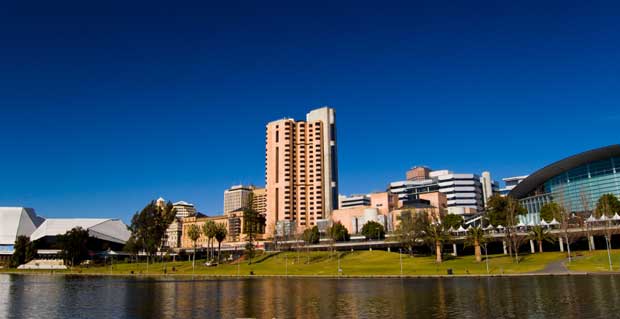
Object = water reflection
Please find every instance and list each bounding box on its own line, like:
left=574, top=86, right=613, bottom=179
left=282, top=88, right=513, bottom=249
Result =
left=1, top=274, right=619, bottom=318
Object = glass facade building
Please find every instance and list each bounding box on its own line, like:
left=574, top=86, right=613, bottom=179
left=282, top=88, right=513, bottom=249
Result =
left=511, top=146, right=620, bottom=224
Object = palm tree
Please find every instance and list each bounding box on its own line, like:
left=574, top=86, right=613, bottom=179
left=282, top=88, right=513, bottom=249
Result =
left=214, top=223, right=228, bottom=263
left=529, top=225, right=553, bottom=253
left=202, top=220, right=217, bottom=261
left=187, top=224, right=201, bottom=272
left=424, top=223, right=450, bottom=263
left=465, top=226, right=486, bottom=262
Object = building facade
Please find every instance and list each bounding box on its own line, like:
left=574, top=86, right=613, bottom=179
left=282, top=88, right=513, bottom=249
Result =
left=391, top=167, right=493, bottom=215
left=511, top=145, right=620, bottom=224
left=265, top=106, right=338, bottom=233
left=251, top=187, right=267, bottom=214
left=173, top=201, right=196, bottom=219
left=500, top=175, right=528, bottom=196
left=224, top=185, right=254, bottom=214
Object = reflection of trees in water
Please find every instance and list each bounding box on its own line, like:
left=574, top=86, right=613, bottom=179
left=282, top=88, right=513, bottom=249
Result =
left=4, top=275, right=620, bottom=318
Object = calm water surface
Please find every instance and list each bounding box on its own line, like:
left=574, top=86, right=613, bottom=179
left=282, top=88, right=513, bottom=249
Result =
left=1, top=274, right=619, bottom=318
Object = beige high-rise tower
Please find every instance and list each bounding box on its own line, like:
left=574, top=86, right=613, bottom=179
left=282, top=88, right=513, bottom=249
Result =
left=265, top=106, right=338, bottom=234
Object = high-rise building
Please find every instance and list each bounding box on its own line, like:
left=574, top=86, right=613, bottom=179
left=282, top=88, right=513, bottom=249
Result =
left=173, top=201, right=196, bottom=219
left=251, top=187, right=267, bottom=214
left=406, top=166, right=431, bottom=181
left=265, top=106, right=338, bottom=232
left=223, top=185, right=254, bottom=214
left=480, top=171, right=500, bottom=206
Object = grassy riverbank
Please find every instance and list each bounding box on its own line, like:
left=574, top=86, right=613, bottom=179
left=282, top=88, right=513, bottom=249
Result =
left=0, top=250, right=590, bottom=276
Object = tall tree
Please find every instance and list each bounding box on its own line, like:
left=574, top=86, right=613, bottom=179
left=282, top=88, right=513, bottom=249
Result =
left=361, top=221, right=385, bottom=240
left=539, top=202, right=562, bottom=222
left=129, top=200, right=177, bottom=261
left=465, top=226, right=486, bottom=262
left=486, top=195, right=526, bottom=262
left=57, top=227, right=90, bottom=267
left=327, top=222, right=350, bottom=242
left=202, top=220, right=217, bottom=261
left=424, top=223, right=450, bottom=263
left=187, top=224, right=201, bottom=271
left=242, top=208, right=266, bottom=265
left=214, top=223, right=228, bottom=263
left=10, top=235, right=36, bottom=268
left=395, top=210, right=428, bottom=256
left=302, top=226, right=320, bottom=245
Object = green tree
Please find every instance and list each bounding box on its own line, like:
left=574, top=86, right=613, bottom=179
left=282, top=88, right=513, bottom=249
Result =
left=187, top=224, right=201, bottom=271
left=10, top=235, right=36, bottom=268
left=529, top=225, right=554, bottom=253
left=486, top=195, right=526, bottom=226
left=465, top=226, right=486, bottom=262
left=202, top=220, right=217, bottom=261
left=424, top=223, right=450, bottom=263
left=242, top=208, right=266, bottom=265
left=327, top=222, right=350, bottom=242
left=395, top=210, right=428, bottom=255
left=595, top=193, right=620, bottom=218
left=539, top=202, right=562, bottom=222
left=486, top=195, right=527, bottom=262
left=214, top=223, right=228, bottom=263
left=302, top=226, right=320, bottom=244
left=57, top=227, right=90, bottom=267
left=128, top=200, right=177, bottom=261
left=361, top=221, right=385, bottom=240
left=442, top=214, right=463, bottom=229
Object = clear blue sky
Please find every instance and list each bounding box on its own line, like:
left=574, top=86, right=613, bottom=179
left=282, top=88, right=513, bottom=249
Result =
left=1, top=1, right=619, bottom=222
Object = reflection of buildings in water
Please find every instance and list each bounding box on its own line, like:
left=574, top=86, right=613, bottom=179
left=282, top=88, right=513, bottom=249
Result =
left=0, top=275, right=9, bottom=318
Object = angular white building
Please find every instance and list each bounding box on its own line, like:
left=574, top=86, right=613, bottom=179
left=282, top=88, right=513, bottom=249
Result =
left=0, top=207, right=45, bottom=254
left=30, top=218, right=131, bottom=245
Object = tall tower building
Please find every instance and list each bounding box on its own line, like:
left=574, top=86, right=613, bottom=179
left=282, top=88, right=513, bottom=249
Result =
left=223, top=185, right=254, bottom=214
left=265, top=106, right=338, bottom=233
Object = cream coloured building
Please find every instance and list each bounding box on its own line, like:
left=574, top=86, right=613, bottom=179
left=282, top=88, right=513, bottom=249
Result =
left=265, top=107, right=338, bottom=233
left=223, top=185, right=254, bottom=214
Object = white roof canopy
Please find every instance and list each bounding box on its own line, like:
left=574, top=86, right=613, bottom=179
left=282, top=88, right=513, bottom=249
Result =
left=0, top=207, right=44, bottom=245
left=31, top=219, right=130, bottom=244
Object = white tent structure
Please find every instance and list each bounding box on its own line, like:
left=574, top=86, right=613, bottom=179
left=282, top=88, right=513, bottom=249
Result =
left=612, top=213, right=620, bottom=221
left=549, top=218, right=560, bottom=226
left=0, top=207, right=45, bottom=250
left=31, top=219, right=131, bottom=245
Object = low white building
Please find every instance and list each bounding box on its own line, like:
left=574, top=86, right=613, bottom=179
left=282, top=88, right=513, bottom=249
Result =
left=0, top=207, right=45, bottom=258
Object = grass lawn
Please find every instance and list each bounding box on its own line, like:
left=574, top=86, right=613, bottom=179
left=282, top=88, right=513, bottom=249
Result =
left=566, top=249, right=620, bottom=272
left=5, top=250, right=570, bottom=277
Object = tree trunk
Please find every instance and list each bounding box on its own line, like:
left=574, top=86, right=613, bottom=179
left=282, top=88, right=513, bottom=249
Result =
left=218, top=241, right=222, bottom=263
left=474, top=240, right=482, bottom=262
left=538, top=240, right=543, bottom=253
left=435, top=241, right=442, bottom=263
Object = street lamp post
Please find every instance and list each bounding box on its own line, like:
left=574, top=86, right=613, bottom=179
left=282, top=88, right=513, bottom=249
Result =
left=399, top=248, right=403, bottom=277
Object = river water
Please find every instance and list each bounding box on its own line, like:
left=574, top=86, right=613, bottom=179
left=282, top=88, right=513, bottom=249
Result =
left=1, top=274, right=619, bottom=318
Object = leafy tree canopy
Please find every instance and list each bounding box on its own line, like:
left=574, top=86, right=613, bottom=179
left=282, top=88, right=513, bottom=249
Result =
left=361, top=221, right=385, bottom=240
left=485, top=195, right=526, bottom=226
left=10, top=235, right=36, bottom=268
left=595, top=193, right=620, bottom=218
left=302, top=226, right=320, bottom=244
left=327, top=222, right=350, bottom=242
left=540, top=202, right=562, bottom=222
left=128, top=200, right=177, bottom=256
left=58, top=227, right=90, bottom=267
left=442, top=214, right=463, bottom=229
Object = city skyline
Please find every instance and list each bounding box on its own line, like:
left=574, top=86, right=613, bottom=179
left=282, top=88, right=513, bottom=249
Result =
left=2, top=1, right=620, bottom=222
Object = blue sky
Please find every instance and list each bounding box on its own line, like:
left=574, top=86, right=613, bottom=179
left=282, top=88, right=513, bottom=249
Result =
left=1, top=1, right=619, bottom=222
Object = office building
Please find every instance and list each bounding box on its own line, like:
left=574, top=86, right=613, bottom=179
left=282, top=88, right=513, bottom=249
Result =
left=173, top=201, right=196, bottom=219
left=391, top=167, right=497, bottom=215
left=224, top=185, right=254, bottom=214
left=511, top=145, right=620, bottom=224
left=265, top=106, right=338, bottom=233
left=500, top=175, right=528, bottom=196
left=251, top=187, right=267, bottom=214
